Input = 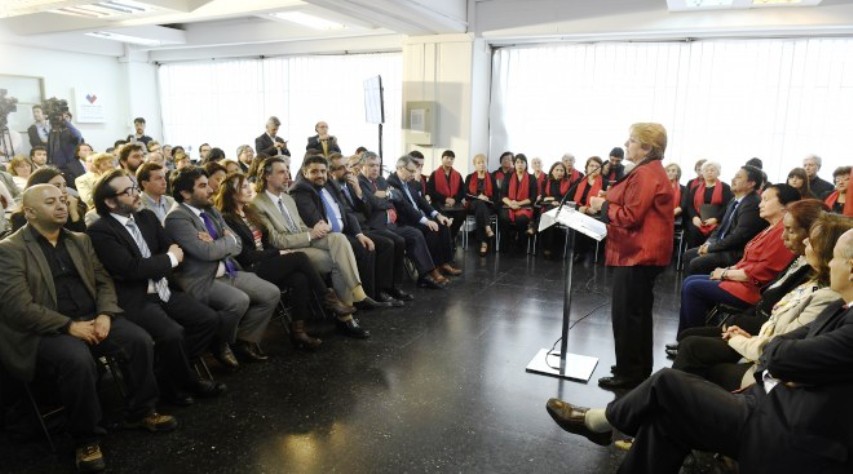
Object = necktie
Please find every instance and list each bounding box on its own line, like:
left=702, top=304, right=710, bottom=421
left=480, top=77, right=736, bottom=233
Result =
left=341, top=183, right=354, bottom=207
left=199, top=211, right=237, bottom=277
left=320, top=190, right=342, bottom=233
left=126, top=218, right=171, bottom=302
left=717, top=200, right=740, bottom=239
left=402, top=184, right=424, bottom=218
left=277, top=198, right=298, bottom=232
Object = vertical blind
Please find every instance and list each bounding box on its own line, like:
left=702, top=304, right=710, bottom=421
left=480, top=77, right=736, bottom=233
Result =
left=490, top=38, right=853, bottom=183
left=158, top=52, right=402, bottom=169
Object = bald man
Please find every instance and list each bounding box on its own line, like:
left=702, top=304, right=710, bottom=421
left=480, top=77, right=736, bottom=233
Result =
left=0, top=185, right=177, bottom=472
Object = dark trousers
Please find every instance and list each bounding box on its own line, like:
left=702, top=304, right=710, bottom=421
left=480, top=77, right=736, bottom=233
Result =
left=34, top=317, right=157, bottom=446
left=376, top=224, right=435, bottom=275
left=611, top=265, right=664, bottom=379
left=123, top=292, right=219, bottom=395
left=254, top=251, right=326, bottom=321
left=468, top=200, right=494, bottom=246
left=346, top=231, right=394, bottom=297
left=682, top=247, right=741, bottom=276
left=678, top=275, right=751, bottom=334
left=437, top=207, right=466, bottom=241
left=369, top=228, right=406, bottom=285
left=672, top=330, right=752, bottom=391
left=417, top=222, right=453, bottom=266
left=499, top=210, right=531, bottom=251
left=684, top=220, right=709, bottom=249
left=606, top=368, right=755, bottom=474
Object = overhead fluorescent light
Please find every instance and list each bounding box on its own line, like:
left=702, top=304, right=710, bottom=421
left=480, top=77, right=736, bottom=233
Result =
left=270, top=11, right=346, bottom=30
left=668, top=0, right=819, bottom=10
left=86, top=30, right=162, bottom=45
left=51, top=0, right=155, bottom=19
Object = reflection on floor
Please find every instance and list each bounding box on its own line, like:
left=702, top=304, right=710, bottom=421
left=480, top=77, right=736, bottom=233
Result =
left=2, top=246, right=729, bottom=473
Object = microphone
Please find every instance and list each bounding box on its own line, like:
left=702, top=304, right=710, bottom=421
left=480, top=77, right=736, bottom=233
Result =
left=554, top=186, right=574, bottom=221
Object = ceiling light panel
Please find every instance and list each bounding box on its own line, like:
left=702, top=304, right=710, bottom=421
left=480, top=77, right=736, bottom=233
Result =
left=667, top=0, right=819, bottom=10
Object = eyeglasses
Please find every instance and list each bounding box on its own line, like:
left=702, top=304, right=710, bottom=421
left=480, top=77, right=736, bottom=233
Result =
left=405, top=167, right=418, bottom=173
left=115, top=185, right=140, bottom=197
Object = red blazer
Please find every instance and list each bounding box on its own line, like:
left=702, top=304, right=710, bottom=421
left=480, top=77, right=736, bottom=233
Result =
left=604, top=159, right=674, bottom=267
left=720, top=220, right=795, bottom=304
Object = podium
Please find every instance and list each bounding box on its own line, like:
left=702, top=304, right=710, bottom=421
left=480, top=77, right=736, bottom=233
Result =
left=525, top=206, right=606, bottom=381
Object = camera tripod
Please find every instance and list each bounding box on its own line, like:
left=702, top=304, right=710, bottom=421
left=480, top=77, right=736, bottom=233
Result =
left=0, top=126, right=15, bottom=160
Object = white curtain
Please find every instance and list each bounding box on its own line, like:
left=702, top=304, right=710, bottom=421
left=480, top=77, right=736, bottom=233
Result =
left=490, top=38, right=853, bottom=184
left=158, top=52, right=402, bottom=169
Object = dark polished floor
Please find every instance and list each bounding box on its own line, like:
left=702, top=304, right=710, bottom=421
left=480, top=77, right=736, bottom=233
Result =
left=1, top=243, right=727, bottom=473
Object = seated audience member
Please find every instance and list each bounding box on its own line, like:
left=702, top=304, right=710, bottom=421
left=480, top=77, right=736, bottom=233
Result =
left=499, top=153, right=538, bottom=251
left=0, top=185, right=177, bottom=472
left=8, top=155, right=32, bottom=191
left=127, top=117, right=153, bottom=146
left=203, top=161, right=227, bottom=195
left=567, top=156, right=605, bottom=261
left=407, top=150, right=430, bottom=199
left=306, top=121, right=341, bottom=158
left=222, top=160, right=240, bottom=175
left=427, top=149, right=466, bottom=240
left=146, top=151, right=165, bottom=167
left=682, top=165, right=767, bottom=275
left=291, top=155, right=397, bottom=309
left=165, top=166, right=280, bottom=368
left=492, top=151, right=514, bottom=197
left=685, top=158, right=707, bottom=191
left=675, top=184, right=801, bottom=337
left=162, top=144, right=173, bottom=163
left=665, top=163, right=686, bottom=221
left=531, top=157, right=547, bottom=195
left=216, top=172, right=335, bottom=351
left=197, top=143, right=211, bottom=164
left=236, top=145, right=254, bottom=174
left=147, top=140, right=161, bottom=154
left=256, top=116, right=290, bottom=158
left=77, top=152, right=116, bottom=210
left=138, top=162, right=175, bottom=225
left=561, top=153, right=584, bottom=188
left=202, top=147, right=225, bottom=166
left=545, top=226, right=853, bottom=474
left=537, top=162, right=570, bottom=259
left=30, top=145, right=48, bottom=170
left=11, top=167, right=87, bottom=233
left=87, top=170, right=226, bottom=405
left=119, top=143, right=145, bottom=175
left=464, top=153, right=497, bottom=257
left=359, top=152, right=448, bottom=289
left=388, top=155, right=462, bottom=276
left=250, top=157, right=369, bottom=338
left=803, top=153, right=834, bottom=199
left=74, top=143, right=93, bottom=172
left=787, top=167, right=814, bottom=199
left=683, top=161, right=733, bottom=249
left=825, top=166, right=851, bottom=216
left=0, top=168, right=21, bottom=204
left=673, top=208, right=847, bottom=390
left=600, top=147, right=625, bottom=189
left=174, top=152, right=191, bottom=170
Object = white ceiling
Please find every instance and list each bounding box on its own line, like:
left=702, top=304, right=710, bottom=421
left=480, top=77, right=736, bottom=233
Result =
left=1, top=0, right=852, bottom=60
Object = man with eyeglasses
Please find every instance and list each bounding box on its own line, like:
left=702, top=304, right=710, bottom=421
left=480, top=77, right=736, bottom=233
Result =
left=88, top=169, right=227, bottom=407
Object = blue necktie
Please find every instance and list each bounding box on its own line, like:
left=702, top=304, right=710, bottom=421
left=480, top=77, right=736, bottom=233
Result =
left=321, top=191, right=342, bottom=232
left=200, top=211, right=237, bottom=277
left=341, top=184, right=354, bottom=207
left=717, top=200, right=740, bottom=239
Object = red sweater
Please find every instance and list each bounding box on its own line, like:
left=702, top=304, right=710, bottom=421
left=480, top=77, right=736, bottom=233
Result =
left=720, top=220, right=794, bottom=304
left=604, top=159, right=674, bottom=267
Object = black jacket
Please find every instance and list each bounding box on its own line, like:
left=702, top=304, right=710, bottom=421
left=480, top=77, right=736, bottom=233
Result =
left=387, top=172, right=437, bottom=227
left=255, top=133, right=291, bottom=157
left=290, top=177, right=361, bottom=237
left=705, top=191, right=767, bottom=254
left=221, top=213, right=279, bottom=272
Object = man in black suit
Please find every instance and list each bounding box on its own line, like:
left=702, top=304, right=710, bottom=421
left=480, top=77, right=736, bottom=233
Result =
left=683, top=165, right=767, bottom=275
left=87, top=170, right=226, bottom=405
left=387, top=155, right=462, bottom=278
left=255, top=116, right=291, bottom=158
left=546, top=225, right=853, bottom=473
left=803, top=154, right=835, bottom=199
left=291, top=155, right=402, bottom=308
left=26, top=105, right=49, bottom=148
left=358, top=152, right=447, bottom=289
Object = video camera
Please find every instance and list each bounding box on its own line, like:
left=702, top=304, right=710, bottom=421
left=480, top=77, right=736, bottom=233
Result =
left=0, top=89, right=18, bottom=129
left=43, top=96, right=70, bottom=128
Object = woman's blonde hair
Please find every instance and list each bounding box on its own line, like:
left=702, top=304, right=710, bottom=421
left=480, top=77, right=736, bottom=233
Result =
left=630, top=123, right=667, bottom=161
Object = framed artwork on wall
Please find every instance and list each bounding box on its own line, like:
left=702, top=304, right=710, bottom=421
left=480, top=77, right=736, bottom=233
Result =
left=0, top=74, right=45, bottom=133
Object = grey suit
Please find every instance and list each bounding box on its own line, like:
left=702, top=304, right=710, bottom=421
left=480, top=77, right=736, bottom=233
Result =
left=251, top=190, right=362, bottom=304
left=164, top=202, right=279, bottom=344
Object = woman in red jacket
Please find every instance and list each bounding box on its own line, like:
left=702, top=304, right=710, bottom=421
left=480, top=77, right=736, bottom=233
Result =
left=824, top=166, right=850, bottom=216
left=588, top=123, right=674, bottom=390
left=675, top=184, right=801, bottom=337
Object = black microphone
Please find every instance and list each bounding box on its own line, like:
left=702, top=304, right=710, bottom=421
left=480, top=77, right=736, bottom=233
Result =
left=553, top=187, right=574, bottom=221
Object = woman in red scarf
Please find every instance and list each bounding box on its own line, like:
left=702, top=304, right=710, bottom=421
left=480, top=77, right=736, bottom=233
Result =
left=573, top=157, right=604, bottom=216
left=427, top=149, right=466, bottom=239
left=499, top=153, right=538, bottom=252
left=825, top=166, right=851, bottom=216
left=539, top=162, right=570, bottom=258
left=665, top=163, right=686, bottom=221
left=561, top=153, right=585, bottom=188
left=684, top=161, right=733, bottom=249
left=464, top=154, right=497, bottom=256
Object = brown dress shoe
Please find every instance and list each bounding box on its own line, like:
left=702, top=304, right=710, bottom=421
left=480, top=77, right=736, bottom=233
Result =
left=324, top=289, right=356, bottom=316
left=429, top=268, right=449, bottom=284
left=440, top=263, right=463, bottom=276
left=290, top=320, right=322, bottom=351
left=76, top=443, right=106, bottom=472
left=212, top=344, right=239, bottom=371
left=123, top=411, right=178, bottom=433
left=545, top=398, right=612, bottom=446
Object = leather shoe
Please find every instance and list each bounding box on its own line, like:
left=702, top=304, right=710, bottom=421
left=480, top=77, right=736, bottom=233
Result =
left=598, top=375, right=645, bottom=390
left=324, top=289, right=356, bottom=316
left=336, top=318, right=370, bottom=339
left=417, top=274, right=445, bottom=289
left=233, top=341, right=269, bottom=362
left=212, top=344, right=239, bottom=371
left=439, top=263, right=463, bottom=276
left=545, top=398, right=612, bottom=446
left=665, top=348, right=678, bottom=359
left=376, top=292, right=405, bottom=307
left=386, top=287, right=414, bottom=301
left=354, top=296, right=393, bottom=310
left=75, top=443, right=106, bottom=472
left=189, top=379, right=227, bottom=399
left=429, top=268, right=449, bottom=284
left=665, top=342, right=679, bottom=351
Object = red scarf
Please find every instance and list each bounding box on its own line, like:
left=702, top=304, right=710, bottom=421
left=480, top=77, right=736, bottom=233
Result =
left=573, top=175, right=603, bottom=206
left=545, top=178, right=570, bottom=198
left=508, top=172, right=533, bottom=222
left=672, top=181, right=682, bottom=208
left=434, top=167, right=462, bottom=198
left=693, top=180, right=724, bottom=235
left=567, top=168, right=582, bottom=186
left=825, top=190, right=840, bottom=209
left=688, top=177, right=702, bottom=191
left=846, top=184, right=853, bottom=216
left=534, top=171, right=546, bottom=193
left=468, top=172, right=493, bottom=197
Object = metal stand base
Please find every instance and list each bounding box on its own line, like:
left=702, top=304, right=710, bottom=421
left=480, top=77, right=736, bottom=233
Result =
left=525, top=348, right=598, bottom=382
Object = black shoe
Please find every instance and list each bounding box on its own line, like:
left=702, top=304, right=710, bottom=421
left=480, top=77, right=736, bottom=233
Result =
left=189, top=379, right=227, bottom=399
left=417, top=275, right=445, bottom=289
left=354, top=296, right=393, bottom=310
left=337, top=318, right=370, bottom=339
left=386, top=287, right=414, bottom=301
left=212, top=344, right=239, bottom=371
left=233, top=341, right=269, bottom=362
left=598, top=375, right=645, bottom=390
left=665, top=348, right=678, bottom=359
left=376, top=291, right=405, bottom=307
left=665, top=342, right=679, bottom=351
left=163, top=391, right=194, bottom=407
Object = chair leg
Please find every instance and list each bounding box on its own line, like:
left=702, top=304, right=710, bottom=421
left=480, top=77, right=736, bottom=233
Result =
left=23, top=383, right=57, bottom=453
left=192, top=357, right=214, bottom=382
left=100, top=356, right=128, bottom=401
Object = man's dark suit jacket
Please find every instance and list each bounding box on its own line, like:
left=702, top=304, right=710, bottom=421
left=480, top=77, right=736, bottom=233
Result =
left=387, top=173, right=437, bottom=227
left=290, top=178, right=362, bottom=237
left=705, top=191, right=767, bottom=255
left=809, top=175, right=835, bottom=200
left=358, top=174, right=398, bottom=230
left=335, top=178, right=372, bottom=229
left=27, top=124, right=47, bottom=148
left=255, top=133, right=291, bottom=158
left=87, top=209, right=176, bottom=309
